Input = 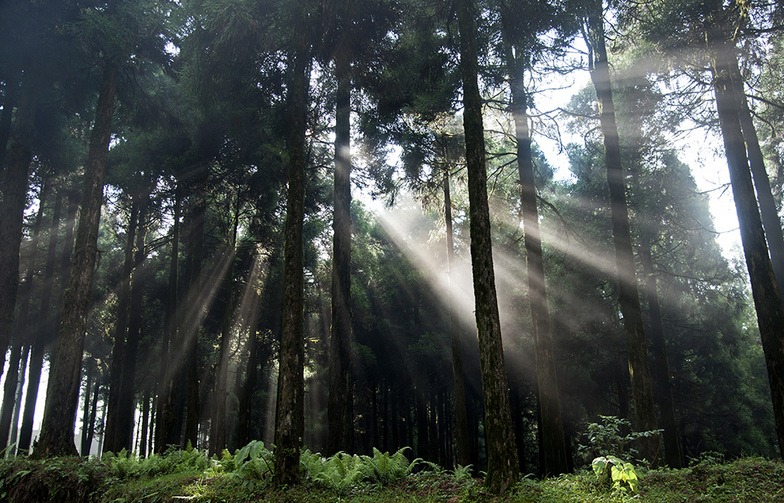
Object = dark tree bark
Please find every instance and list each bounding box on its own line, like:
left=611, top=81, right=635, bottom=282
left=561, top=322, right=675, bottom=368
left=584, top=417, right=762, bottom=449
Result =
left=19, top=188, right=74, bottom=453
left=327, top=42, right=354, bottom=456
left=0, top=86, right=36, bottom=381
left=155, top=189, right=181, bottom=452
left=114, top=199, right=149, bottom=452
left=236, top=330, right=258, bottom=448
left=182, top=167, right=208, bottom=449
left=80, top=363, right=95, bottom=456
left=583, top=5, right=659, bottom=463
left=456, top=0, right=519, bottom=492
left=209, top=198, right=240, bottom=456
left=639, top=233, right=683, bottom=467
left=34, top=64, right=118, bottom=458
left=0, top=77, right=18, bottom=171
left=138, top=389, right=150, bottom=457
left=443, top=168, right=471, bottom=467
left=9, top=345, right=29, bottom=453
left=709, top=34, right=784, bottom=460
left=273, top=39, right=309, bottom=486
left=507, top=50, right=569, bottom=476
left=0, top=178, right=48, bottom=448
left=728, top=56, right=784, bottom=298
left=104, top=201, right=139, bottom=453
left=83, top=376, right=101, bottom=456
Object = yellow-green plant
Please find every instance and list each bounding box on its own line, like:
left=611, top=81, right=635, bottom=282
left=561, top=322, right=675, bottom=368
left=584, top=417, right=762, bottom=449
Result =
left=592, top=455, right=639, bottom=494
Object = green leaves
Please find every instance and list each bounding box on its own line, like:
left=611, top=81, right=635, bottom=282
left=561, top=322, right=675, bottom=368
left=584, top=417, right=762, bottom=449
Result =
left=232, top=440, right=275, bottom=481
left=299, top=446, right=421, bottom=493
left=591, top=455, right=639, bottom=494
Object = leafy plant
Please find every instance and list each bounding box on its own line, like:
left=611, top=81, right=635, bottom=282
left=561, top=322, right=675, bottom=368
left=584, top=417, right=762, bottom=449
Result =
left=451, top=464, right=474, bottom=483
left=361, top=447, right=422, bottom=484
left=231, top=440, right=274, bottom=481
left=311, top=452, right=366, bottom=493
left=592, top=455, right=639, bottom=494
left=578, top=415, right=662, bottom=465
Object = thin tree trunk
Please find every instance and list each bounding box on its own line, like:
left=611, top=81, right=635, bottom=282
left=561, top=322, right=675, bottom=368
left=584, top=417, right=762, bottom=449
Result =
left=0, top=86, right=36, bottom=379
left=9, top=345, right=29, bottom=455
left=0, top=178, right=48, bottom=449
left=327, top=40, right=354, bottom=457
left=729, top=56, right=784, bottom=298
left=456, top=0, right=519, bottom=491
left=236, top=330, right=258, bottom=448
left=34, top=64, right=118, bottom=458
left=19, top=188, right=72, bottom=453
left=139, top=389, right=150, bottom=457
left=584, top=7, right=659, bottom=463
left=183, top=166, right=207, bottom=449
left=80, top=363, right=95, bottom=456
left=273, top=35, right=309, bottom=485
left=507, top=50, right=569, bottom=475
left=209, top=198, right=239, bottom=456
left=443, top=168, right=471, bottom=467
left=85, top=380, right=102, bottom=457
left=156, top=190, right=181, bottom=452
left=103, top=201, right=139, bottom=453
left=114, top=200, right=149, bottom=452
left=0, top=76, right=18, bottom=171
left=639, top=233, right=683, bottom=467
left=710, top=35, right=784, bottom=460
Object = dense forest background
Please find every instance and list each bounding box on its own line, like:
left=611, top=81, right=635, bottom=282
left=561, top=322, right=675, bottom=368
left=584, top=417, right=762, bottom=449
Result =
left=0, top=0, right=783, bottom=491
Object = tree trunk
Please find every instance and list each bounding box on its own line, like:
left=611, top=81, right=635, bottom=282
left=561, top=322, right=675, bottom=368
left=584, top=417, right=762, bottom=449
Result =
left=236, top=330, right=258, bottom=448
left=584, top=7, right=659, bottom=463
left=209, top=198, right=239, bottom=456
left=80, top=363, right=95, bottom=456
left=710, top=35, right=784, bottom=460
left=34, top=64, right=118, bottom=458
left=114, top=200, right=149, bottom=452
left=327, top=42, right=354, bottom=456
left=456, top=0, right=519, bottom=492
left=0, top=76, right=18, bottom=171
left=443, top=168, right=471, bottom=467
left=507, top=50, right=569, bottom=476
left=138, top=389, right=150, bottom=457
left=19, top=187, right=71, bottom=453
left=0, top=178, right=48, bottom=449
left=9, top=345, right=29, bottom=454
left=183, top=167, right=208, bottom=449
left=273, top=39, right=309, bottom=486
left=0, top=86, right=36, bottom=380
left=729, top=56, right=784, bottom=299
left=85, top=378, right=101, bottom=456
left=639, top=233, right=683, bottom=467
left=103, top=201, right=139, bottom=453
left=155, top=189, right=181, bottom=452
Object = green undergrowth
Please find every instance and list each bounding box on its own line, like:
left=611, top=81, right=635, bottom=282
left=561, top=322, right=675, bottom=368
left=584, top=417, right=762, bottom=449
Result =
left=1, top=444, right=783, bottom=502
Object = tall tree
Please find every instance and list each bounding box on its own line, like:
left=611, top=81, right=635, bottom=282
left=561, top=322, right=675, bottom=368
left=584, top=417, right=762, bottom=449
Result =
left=443, top=165, right=471, bottom=467
left=708, top=23, right=784, bottom=459
left=497, top=0, right=572, bottom=475
left=582, top=0, right=659, bottom=463
left=35, top=61, right=119, bottom=457
left=456, top=0, right=519, bottom=491
left=35, top=0, right=170, bottom=456
left=273, top=24, right=311, bottom=486
left=326, top=10, right=354, bottom=455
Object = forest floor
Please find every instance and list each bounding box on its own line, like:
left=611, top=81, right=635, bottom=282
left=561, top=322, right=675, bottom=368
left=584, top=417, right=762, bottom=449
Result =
left=1, top=452, right=783, bottom=502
